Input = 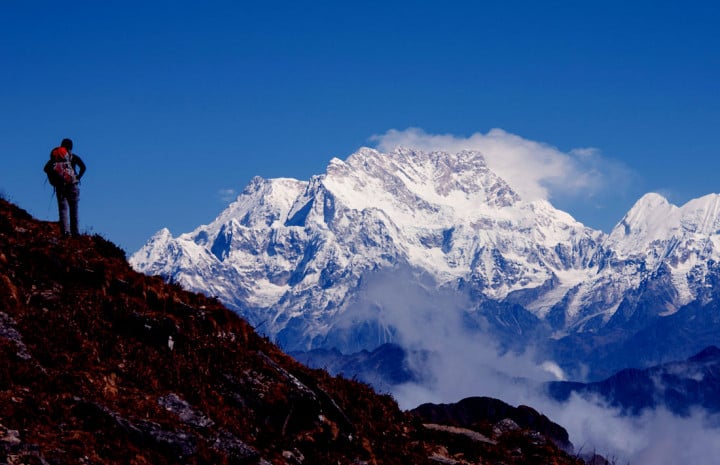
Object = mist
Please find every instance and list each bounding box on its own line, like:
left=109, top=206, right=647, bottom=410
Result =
left=348, top=265, right=720, bottom=465
left=545, top=396, right=720, bottom=465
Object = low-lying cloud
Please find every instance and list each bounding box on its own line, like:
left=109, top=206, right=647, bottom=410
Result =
left=348, top=265, right=720, bottom=465
left=391, top=316, right=720, bottom=465
left=545, top=395, right=720, bottom=465
left=371, top=127, right=635, bottom=207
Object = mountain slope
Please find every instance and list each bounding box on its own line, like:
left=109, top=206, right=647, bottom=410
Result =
left=0, top=198, right=584, bottom=465
left=547, top=346, right=720, bottom=415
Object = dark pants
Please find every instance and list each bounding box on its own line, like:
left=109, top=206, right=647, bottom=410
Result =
left=56, top=183, right=80, bottom=236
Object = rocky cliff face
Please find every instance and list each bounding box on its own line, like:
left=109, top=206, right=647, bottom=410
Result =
left=0, top=198, right=585, bottom=465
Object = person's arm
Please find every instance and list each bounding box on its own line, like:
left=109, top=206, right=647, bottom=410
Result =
left=73, top=154, right=87, bottom=180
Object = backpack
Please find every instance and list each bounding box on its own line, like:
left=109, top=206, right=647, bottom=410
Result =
left=46, top=146, right=77, bottom=187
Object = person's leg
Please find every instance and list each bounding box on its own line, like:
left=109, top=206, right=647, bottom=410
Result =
left=56, top=188, right=70, bottom=236
left=68, top=184, right=80, bottom=237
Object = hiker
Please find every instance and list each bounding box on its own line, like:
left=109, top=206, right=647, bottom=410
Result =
left=44, top=138, right=86, bottom=237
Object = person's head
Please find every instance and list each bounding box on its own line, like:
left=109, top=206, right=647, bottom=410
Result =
left=61, top=138, right=73, bottom=151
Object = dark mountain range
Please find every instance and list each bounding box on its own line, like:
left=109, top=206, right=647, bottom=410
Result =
left=0, top=197, right=586, bottom=464
left=547, top=346, right=720, bottom=415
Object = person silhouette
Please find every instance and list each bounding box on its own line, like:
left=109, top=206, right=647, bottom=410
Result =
left=44, top=138, right=87, bottom=237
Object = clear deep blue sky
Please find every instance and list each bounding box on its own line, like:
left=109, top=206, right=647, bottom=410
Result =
left=3, top=1, right=719, bottom=253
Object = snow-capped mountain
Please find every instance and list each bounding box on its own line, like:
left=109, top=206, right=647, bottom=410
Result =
left=541, top=192, right=720, bottom=336
left=130, top=147, right=720, bottom=378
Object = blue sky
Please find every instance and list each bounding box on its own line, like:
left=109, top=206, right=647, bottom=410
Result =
left=3, top=1, right=719, bottom=252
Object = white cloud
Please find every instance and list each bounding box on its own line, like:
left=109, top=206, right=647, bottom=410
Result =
left=217, top=188, right=237, bottom=202
left=371, top=127, right=634, bottom=205
left=541, top=361, right=567, bottom=381
left=344, top=266, right=559, bottom=407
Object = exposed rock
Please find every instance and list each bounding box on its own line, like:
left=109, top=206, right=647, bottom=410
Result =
left=428, top=452, right=460, bottom=464
left=0, top=425, right=21, bottom=446
left=158, top=393, right=214, bottom=430
left=0, top=312, right=32, bottom=361
left=211, top=430, right=259, bottom=463
left=423, top=423, right=496, bottom=445
left=493, top=418, right=520, bottom=437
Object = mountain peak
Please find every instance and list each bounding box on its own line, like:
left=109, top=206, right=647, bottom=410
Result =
left=323, top=147, right=521, bottom=217
left=608, top=191, right=720, bottom=259
left=638, top=191, right=670, bottom=205
left=606, top=192, right=678, bottom=252
left=152, top=227, right=174, bottom=242
left=623, top=192, right=674, bottom=227
left=678, top=193, right=720, bottom=234
left=689, top=345, right=720, bottom=362
left=614, top=192, right=720, bottom=235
